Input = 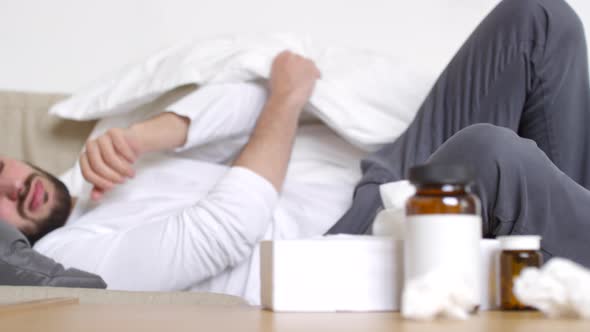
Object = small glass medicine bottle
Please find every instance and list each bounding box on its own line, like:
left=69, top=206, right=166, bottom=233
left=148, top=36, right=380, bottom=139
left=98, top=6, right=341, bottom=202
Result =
left=498, top=236, right=543, bottom=310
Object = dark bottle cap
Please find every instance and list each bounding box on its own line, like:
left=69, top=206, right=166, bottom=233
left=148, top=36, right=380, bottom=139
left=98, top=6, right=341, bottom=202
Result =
left=408, top=164, right=474, bottom=185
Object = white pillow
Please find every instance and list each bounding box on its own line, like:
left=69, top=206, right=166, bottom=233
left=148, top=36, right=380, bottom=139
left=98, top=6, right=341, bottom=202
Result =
left=49, top=34, right=432, bottom=150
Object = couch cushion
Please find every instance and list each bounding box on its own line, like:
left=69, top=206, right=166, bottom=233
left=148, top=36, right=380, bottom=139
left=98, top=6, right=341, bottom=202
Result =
left=0, top=90, right=95, bottom=176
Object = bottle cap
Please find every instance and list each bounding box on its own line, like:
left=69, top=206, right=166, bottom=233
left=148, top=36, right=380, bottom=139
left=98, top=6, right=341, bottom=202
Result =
left=408, top=164, right=474, bottom=185
left=498, top=235, right=541, bottom=251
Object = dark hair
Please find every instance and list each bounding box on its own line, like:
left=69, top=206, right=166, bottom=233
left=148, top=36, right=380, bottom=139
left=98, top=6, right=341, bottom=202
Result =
left=25, top=165, right=73, bottom=245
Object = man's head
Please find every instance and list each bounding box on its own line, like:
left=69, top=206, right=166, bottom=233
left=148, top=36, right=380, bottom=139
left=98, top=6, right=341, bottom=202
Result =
left=0, top=156, right=72, bottom=244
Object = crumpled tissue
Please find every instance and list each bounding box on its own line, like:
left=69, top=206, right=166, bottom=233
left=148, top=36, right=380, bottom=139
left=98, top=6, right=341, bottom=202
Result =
left=514, top=258, right=590, bottom=319
left=372, top=180, right=415, bottom=237
left=402, top=270, right=478, bottom=320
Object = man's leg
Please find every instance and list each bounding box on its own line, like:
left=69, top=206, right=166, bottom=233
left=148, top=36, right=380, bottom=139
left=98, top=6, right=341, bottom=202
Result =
left=428, top=124, right=590, bottom=267
left=328, top=0, right=590, bottom=234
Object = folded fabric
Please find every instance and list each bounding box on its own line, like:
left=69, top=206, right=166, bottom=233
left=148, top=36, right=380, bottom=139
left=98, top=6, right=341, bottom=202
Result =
left=0, top=221, right=107, bottom=288
left=49, top=34, right=431, bottom=151
left=401, top=270, right=478, bottom=320
left=514, top=258, right=590, bottom=319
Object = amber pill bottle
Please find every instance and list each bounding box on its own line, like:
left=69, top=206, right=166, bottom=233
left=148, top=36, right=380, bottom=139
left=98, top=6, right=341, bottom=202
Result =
left=405, top=164, right=482, bottom=305
left=498, top=236, right=543, bottom=310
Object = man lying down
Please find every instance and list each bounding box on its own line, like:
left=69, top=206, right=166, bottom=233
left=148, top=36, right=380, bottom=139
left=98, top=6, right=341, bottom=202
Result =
left=0, top=52, right=365, bottom=303
left=3, top=0, right=590, bottom=303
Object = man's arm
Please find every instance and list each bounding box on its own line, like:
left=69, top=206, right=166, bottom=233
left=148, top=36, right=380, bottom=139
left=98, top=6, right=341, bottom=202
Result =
left=81, top=50, right=319, bottom=198
left=233, top=51, right=320, bottom=191
left=79, top=112, right=190, bottom=200
left=130, top=112, right=191, bottom=154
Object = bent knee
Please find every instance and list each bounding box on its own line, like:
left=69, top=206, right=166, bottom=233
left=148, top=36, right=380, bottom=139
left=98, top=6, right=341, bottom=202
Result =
left=451, top=124, right=518, bottom=151
left=430, top=124, right=523, bottom=165
left=501, top=0, right=585, bottom=46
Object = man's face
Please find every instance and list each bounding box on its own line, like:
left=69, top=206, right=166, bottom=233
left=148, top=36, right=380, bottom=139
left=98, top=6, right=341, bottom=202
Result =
left=0, top=156, right=57, bottom=235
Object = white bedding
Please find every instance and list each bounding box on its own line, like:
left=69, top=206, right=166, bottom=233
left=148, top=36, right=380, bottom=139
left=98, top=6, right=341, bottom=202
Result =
left=49, top=34, right=430, bottom=151
left=48, top=33, right=423, bottom=302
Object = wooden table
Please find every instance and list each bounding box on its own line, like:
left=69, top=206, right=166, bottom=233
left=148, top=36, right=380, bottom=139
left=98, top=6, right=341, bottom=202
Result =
left=1, top=300, right=589, bottom=332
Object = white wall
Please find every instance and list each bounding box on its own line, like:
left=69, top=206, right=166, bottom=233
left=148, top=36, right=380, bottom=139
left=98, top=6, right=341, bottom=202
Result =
left=0, top=0, right=589, bottom=93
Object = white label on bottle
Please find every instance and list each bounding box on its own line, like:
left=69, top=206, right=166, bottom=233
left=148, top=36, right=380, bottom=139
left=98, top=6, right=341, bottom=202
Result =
left=404, top=214, right=482, bottom=303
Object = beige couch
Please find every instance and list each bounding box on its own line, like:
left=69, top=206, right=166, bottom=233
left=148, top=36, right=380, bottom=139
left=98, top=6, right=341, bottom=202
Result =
left=0, top=90, right=245, bottom=306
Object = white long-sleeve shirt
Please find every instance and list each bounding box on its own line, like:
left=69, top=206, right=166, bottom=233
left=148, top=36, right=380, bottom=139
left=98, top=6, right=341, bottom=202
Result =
left=35, top=83, right=364, bottom=304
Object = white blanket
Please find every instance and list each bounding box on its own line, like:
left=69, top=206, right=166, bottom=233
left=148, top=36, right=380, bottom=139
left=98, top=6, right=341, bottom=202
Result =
left=49, top=34, right=431, bottom=151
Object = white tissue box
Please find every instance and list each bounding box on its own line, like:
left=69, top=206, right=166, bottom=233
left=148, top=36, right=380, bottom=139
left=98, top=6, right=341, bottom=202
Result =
left=261, top=236, right=500, bottom=312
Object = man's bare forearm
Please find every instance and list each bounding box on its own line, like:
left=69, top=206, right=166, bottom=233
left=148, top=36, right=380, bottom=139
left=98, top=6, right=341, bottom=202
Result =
left=233, top=51, right=320, bottom=192
left=129, top=112, right=190, bottom=154
left=232, top=96, right=302, bottom=192
left=81, top=111, right=191, bottom=201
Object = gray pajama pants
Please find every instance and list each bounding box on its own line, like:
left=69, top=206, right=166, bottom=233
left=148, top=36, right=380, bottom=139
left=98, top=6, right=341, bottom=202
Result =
left=327, top=0, right=590, bottom=267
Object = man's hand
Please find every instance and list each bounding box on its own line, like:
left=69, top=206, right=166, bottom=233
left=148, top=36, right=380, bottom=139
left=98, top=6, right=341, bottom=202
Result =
left=80, top=128, right=142, bottom=201
left=268, top=51, right=321, bottom=111
left=80, top=112, right=190, bottom=201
